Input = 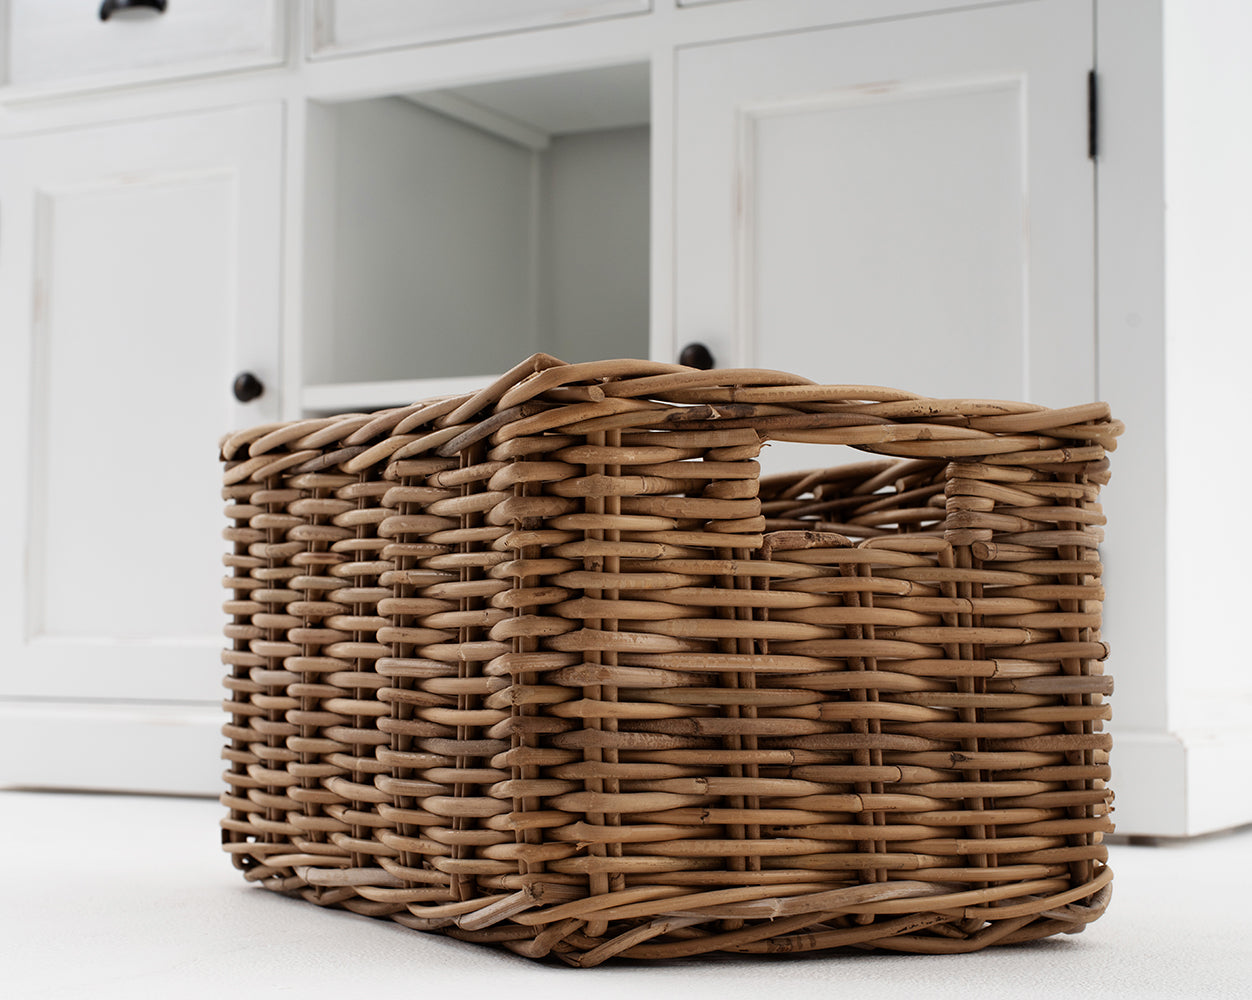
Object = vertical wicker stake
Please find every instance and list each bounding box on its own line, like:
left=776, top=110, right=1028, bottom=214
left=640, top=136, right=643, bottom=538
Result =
left=222, top=357, right=1121, bottom=964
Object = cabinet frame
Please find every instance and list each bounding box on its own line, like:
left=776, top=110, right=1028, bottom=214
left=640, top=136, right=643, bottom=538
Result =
left=0, top=0, right=1239, bottom=839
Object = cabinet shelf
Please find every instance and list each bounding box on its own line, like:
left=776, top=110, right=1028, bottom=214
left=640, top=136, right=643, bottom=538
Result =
left=301, top=375, right=497, bottom=414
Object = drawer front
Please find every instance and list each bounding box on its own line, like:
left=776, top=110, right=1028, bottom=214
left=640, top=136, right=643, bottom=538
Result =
left=310, top=0, right=651, bottom=58
left=4, top=0, right=284, bottom=92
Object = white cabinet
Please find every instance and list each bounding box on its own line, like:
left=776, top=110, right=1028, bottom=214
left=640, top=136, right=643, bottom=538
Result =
left=0, top=104, right=283, bottom=792
left=3, top=0, right=1239, bottom=838
left=675, top=0, right=1095, bottom=408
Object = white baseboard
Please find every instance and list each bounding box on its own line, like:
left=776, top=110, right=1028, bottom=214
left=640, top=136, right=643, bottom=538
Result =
left=1111, top=727, right=1252, bottom=837
left=0, top=701, right=223, bottom=797
left=5, top=702, right=1248, bottom=837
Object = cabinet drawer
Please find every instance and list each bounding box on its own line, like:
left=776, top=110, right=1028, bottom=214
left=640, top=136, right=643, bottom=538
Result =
left=3, top=0, right=284, bottom=93
left=309, top=0, right=651, bottom=59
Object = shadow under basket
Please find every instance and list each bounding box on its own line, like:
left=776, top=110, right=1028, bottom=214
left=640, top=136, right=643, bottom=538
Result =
left=220, top=355, right=1123, bottom=966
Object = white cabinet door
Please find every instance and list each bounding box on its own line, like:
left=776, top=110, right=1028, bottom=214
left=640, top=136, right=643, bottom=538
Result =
left=675, top=0, right=1095, bottom=416
left=0, top=105, right=282, bottom=791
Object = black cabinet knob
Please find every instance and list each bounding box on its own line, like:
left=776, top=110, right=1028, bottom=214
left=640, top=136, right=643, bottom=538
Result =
left=233, top=372, right=264, bottom=403
left=679, top=343, right=715, bottom=370
left=100, top=0, right=167, bottom=21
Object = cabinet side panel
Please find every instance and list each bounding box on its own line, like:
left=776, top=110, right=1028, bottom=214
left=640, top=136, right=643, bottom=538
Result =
left=1163, top=0, right=1252, bottom=734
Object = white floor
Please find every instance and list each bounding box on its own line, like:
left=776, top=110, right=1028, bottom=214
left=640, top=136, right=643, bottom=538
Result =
left=2, top=790, right=1248, bottom=1000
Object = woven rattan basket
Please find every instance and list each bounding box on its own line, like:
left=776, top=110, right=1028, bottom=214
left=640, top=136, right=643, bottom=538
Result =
left=221, top=355, right=1122, bottom=965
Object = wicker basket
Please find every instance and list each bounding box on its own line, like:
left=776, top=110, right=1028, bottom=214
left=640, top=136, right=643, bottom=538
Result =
left=221, top=354, right=1122, bottom=965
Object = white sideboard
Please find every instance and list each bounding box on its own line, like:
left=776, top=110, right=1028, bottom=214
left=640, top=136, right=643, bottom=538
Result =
left=1, top=0, right=1245, bottom=839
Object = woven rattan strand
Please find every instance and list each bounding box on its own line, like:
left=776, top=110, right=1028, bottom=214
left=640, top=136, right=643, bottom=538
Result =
left=221, top=355, right=1122, bottom=965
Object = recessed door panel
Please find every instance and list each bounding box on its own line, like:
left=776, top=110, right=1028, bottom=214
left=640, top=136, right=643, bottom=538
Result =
left=751, top=81, right=1025, bottom=398
left=31, top=175, right=235, bottom=642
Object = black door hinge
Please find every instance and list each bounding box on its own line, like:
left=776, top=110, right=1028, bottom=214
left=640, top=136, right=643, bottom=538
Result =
left=1088, top=70, right=1099, bottom=160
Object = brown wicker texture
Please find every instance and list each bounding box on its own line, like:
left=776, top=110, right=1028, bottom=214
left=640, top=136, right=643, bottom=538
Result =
left=221, top=355, right=1122, bottom=965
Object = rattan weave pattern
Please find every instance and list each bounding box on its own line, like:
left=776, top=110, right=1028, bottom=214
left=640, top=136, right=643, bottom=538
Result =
left=221, top=355, right=1122, bottom=965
